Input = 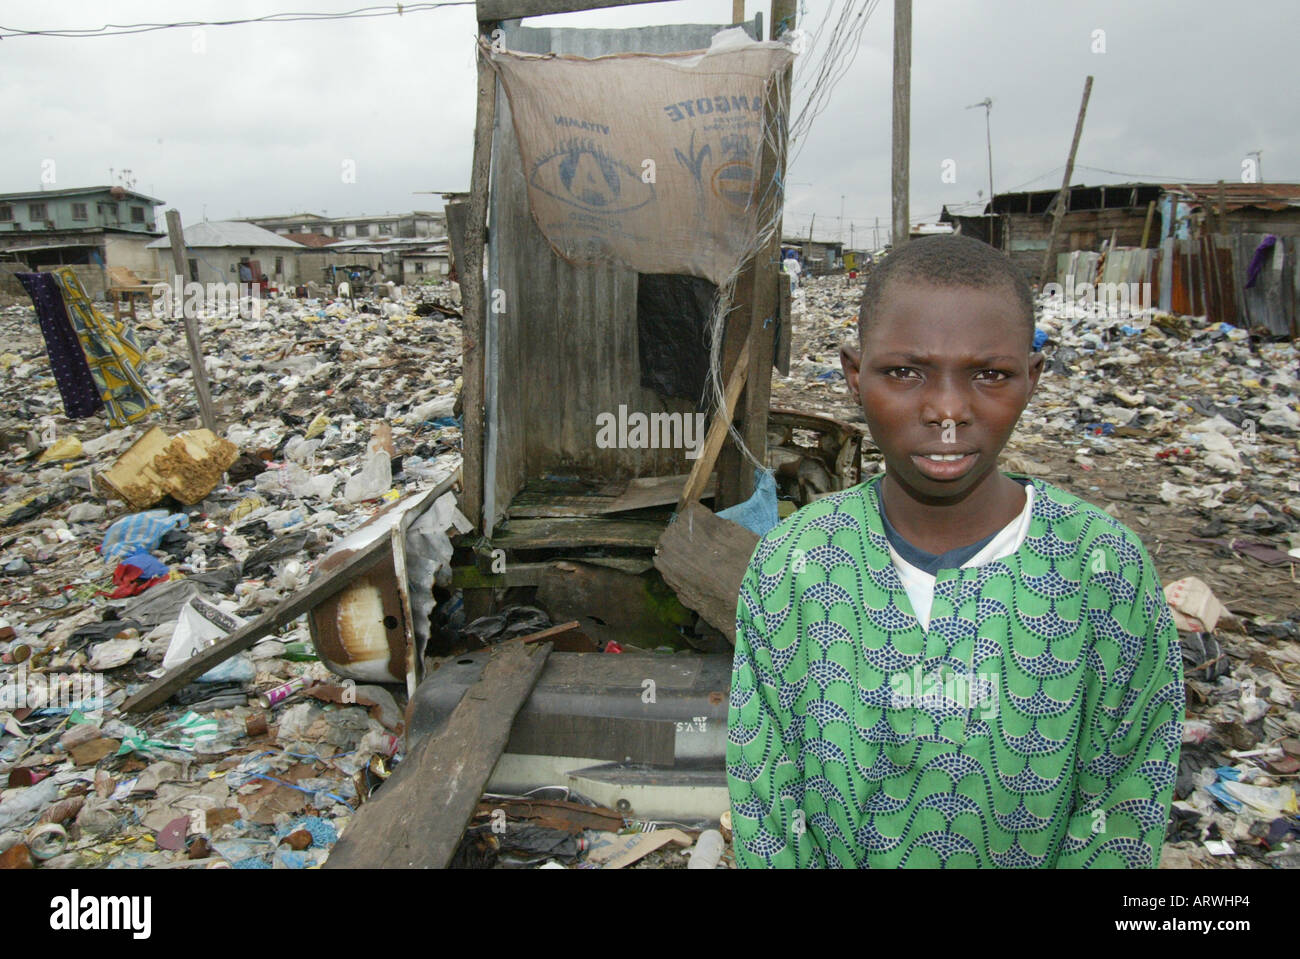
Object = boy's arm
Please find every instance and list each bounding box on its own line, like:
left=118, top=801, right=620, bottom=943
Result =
left=1056, top=545, right=1185, bottom=868
left=726, top=563, right=815, bottom=868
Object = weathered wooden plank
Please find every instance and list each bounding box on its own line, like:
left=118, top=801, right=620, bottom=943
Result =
left=679, top=330, right=752, bottom=511
left=121, top=533, right=392, bottom=714
left=491, top=516, right=666, bottom=549
left=654, top=502, right=758, bottom=643
left=461, top=35, right=497, bottom=531
left=324, top=641, right=551, bottom=869
left=477, top=0, right=670, bottom=21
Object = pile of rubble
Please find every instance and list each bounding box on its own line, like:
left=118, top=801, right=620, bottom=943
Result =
left=0, top=283, right=466, bottom=868
left=778, top=272, right=1300, bottom=868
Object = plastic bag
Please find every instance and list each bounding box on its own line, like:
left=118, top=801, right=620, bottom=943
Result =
left=101, top=510, right=189, bottom=564
left=161, top=597, right=255, bottom=683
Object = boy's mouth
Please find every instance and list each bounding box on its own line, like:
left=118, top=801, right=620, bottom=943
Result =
left=911, top=451, right=979, bottom=481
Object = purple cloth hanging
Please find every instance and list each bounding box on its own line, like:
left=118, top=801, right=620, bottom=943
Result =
left=1244, top=234, right=1277, bottom=289
left=16, top=272, right=104, bottom=419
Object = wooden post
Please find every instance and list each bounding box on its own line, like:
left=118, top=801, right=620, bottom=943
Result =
left=460, top=27, right=499, bottom=531
left=163, top=210, right=217, bottom=433
left=891, top=0, right=912, bottom=248
left=1039, top=75, right=1093, bottom=284
left=1216, top=179, right=1228, bottom=237
left=733, top=0, right=745, bottom=23
left=1140, top=200, right=1156, bottom=249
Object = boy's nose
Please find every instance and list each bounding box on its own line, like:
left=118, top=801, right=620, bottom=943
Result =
left=920, top=380, right=972, bottom=428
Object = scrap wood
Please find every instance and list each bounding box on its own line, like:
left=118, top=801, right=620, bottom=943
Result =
left=323, top=641, right=551, bottom=869
left=472, top=797, right=623, bottom=834
left=678, top=328, right=752, bottom=512
left=654, top=502, right=758, bottom=644
left=121, top=471, right=460, bottom=713
left=589, top=827, right=694, bottom=869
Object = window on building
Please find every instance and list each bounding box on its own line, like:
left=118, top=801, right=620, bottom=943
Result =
left=414, top=262, right=425, bottom=274
left=188, top=259, right=198, bottom=282
left=29, top=203, right=47, bottom=220
left=0, top=206, right=11, bottom=222
left=378, top=223, right=393, bottom=235
left=72, top=203, right=88, bottom=220
left=104, top=203, right=118, bottom=219
left=274, top=256, right=283, bottom=274
left=131, top=207, right=145, bottom=223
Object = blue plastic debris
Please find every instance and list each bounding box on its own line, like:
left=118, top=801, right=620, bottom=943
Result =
left=1032, top=327, right=1048, bottom=351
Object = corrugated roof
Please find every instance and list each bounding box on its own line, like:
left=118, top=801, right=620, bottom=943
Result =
left=0, top=185, right=164, bottom=205
left=146, top=220, right=302, bottom=250
left=284, top=233, right=341, bottom=248
left=1162, top=182, right=1300, bottom=212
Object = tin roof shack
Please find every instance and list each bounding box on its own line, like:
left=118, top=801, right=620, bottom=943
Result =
left=941, top=183, right=1165, bottom=284
left=450, top=1, right=796, bottom=644
left=147, top=220, right=302, bottom=287
left=781, top=236, right=843, bottom=274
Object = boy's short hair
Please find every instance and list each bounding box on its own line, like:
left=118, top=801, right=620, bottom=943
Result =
left=858, top=234, right=1036, bottom=348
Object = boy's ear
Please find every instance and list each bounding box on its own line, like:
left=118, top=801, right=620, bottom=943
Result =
left=1026, top=350, right=1045, bottom=400
left=840, top=341, right=863, bottom=394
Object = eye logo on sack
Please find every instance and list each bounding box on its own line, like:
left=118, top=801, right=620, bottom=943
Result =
left=531, top=138, right=655, bottom=215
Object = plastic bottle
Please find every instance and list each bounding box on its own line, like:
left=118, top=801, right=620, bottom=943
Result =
left=687, top=829, right=724, bottom=869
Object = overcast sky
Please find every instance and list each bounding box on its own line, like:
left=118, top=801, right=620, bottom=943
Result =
left=2, top=0, right=1292, bottom=244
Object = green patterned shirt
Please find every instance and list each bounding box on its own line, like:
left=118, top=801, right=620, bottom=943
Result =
left=727, top=475, right=1184, bottom=868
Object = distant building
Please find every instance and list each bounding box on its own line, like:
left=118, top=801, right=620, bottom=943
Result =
left=781, top=236, right=844, bottom=274
left=0, top=186, right=164, bottom=293
left=147, top=220, right=302, bottom=286
left=242, top=211, right=446, bottom=240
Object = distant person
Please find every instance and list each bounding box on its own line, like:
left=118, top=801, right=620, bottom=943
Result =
left=782, top=253, right=802, bottom=293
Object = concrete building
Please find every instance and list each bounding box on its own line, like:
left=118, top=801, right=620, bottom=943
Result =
left=243, top=211, right=446, bottom=240
left=0, top=185, right=164, bottom=296
left=147, top=220, right=302, bottom=287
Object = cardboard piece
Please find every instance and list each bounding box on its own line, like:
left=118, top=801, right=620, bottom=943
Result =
left=99, top=426, right=238, bottom=509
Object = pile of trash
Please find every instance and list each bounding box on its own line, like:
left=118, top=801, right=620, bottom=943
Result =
left=0, top=283, right=465, bottom=868
left=779, top=272, right=1300, bottom=869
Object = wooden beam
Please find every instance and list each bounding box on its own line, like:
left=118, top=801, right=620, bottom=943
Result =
left=891, top=0, right=912, bottom=248
left=477, top=0, right=671, bottom=20
left=460, top=36, right=498, bottom=531
left=678, top=329, right=752, bottom=512
left=163, top=210, right=217, bottom=433
left=1039, top=75, right=1093, bottom=284
left=490, top=516, right=666, bottom=550
left=323, top=641, right=551, bottom=869
left=121, top=533, right=392, bottom=713
left=1140, top=199, right=1156, bottom=249
left=654, top=502, right=758, bottom=643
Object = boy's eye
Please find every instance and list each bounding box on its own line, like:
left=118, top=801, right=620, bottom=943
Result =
left=974, top=369, right=1011, bottom=382
left=884, top=367, right=919, bottom=380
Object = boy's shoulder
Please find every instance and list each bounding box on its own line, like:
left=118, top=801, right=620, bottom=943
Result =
left=746, top=473, right=1156, bottom=572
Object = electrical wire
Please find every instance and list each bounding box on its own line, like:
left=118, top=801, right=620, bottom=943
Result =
left=0, top=3, right=472, bottom=40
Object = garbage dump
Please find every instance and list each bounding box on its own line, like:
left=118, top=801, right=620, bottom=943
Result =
left=0, top=269, right=1298, bottom=868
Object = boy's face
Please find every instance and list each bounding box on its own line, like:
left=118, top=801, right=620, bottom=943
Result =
left=840, top=280, right=1043, bottom=504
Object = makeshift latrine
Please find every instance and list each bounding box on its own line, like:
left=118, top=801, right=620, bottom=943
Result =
left=449, top=6, right=806, bottom=643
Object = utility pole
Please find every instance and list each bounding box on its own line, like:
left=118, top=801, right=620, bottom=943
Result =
left=732, top=0, right=744, bottom=23
left=966, top=97, right=994, bottom=209
left=1039, top=75, right=1093, bottom=285
left=891, top=0, right=912, bottom=248
left=838, top=194, right=845, bottom=243
left=808, top=212, right=815, bottom=242
left=874, top=216, right=880, bottom=249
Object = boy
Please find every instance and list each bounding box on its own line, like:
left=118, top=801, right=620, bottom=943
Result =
left=726, top=235, right=1184, bottom=868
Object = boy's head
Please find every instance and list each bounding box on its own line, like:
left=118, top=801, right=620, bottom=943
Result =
left=840, top=235, right=1043, bottom=504
left=858, top=234, right=1035, bottom=350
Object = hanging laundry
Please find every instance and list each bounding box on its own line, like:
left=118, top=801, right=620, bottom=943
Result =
left=15, top=272, right=104, bottom=420
left=50, top=266, right=160, bottom=427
